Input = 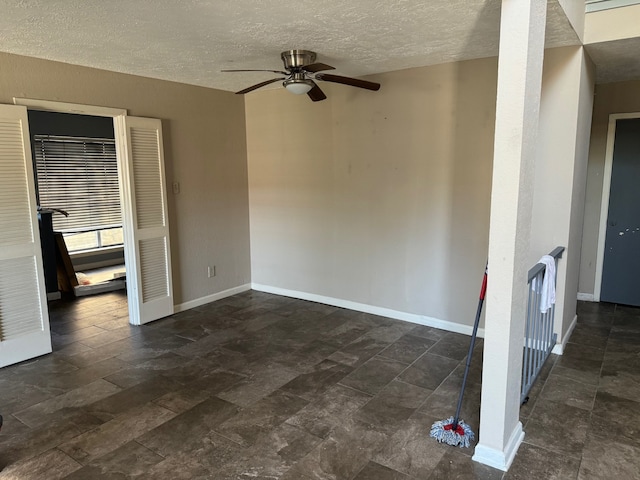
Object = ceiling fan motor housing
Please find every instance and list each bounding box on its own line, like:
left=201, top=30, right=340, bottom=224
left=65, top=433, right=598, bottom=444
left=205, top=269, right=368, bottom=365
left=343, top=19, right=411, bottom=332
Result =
left=281, top=50, right=317, bottom=70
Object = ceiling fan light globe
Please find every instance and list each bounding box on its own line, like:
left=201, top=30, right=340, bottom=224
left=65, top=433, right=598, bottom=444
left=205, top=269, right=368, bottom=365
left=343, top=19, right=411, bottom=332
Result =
left=283, top=79, right=313, bottom=95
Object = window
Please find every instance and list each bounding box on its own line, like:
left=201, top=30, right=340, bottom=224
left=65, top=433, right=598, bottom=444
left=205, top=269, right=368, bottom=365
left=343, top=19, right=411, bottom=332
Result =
left=34, top=135, right=123, bottom=252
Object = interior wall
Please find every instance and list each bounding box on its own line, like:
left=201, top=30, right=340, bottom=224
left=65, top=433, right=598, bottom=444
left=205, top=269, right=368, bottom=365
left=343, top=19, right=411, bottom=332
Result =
left=246, top=58, right=497, bottom=328
left=0, top=52, right=251, bottom=306
left=557, top=0, right=585, bottom=42
left=579, top=79, right=640, bottom=296
left=530, top=46, right=595, bottom=340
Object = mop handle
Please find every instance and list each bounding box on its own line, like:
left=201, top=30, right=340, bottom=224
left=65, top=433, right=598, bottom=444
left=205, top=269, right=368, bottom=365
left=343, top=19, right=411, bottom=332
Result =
left=452, top=265, right=488, bottom=428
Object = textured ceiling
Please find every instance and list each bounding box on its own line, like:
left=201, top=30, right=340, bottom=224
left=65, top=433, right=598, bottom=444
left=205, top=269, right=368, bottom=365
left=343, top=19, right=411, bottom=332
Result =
left=586, top=37, right=640, bottom=83
left=0, top=0, right=581, bottom=92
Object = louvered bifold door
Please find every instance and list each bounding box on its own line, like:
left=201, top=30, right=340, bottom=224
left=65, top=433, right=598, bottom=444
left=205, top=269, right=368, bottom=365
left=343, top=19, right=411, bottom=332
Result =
left=120, top=117, right=173, bottom=325
left=0, top=105, right=52, bottom=368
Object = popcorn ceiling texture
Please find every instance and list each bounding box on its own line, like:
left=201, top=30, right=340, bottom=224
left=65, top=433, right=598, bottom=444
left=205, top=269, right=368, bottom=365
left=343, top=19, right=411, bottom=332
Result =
left=0, top=0, right=579, bottom=91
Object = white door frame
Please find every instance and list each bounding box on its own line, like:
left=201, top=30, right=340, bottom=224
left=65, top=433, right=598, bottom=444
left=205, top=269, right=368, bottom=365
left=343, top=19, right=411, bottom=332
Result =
left=594, top=112, right=640, bottom=301
left=11, top=97, right=162, bottom=325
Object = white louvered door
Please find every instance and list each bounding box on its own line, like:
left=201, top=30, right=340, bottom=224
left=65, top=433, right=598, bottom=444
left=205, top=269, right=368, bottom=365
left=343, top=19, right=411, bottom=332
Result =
left=0, top=104, right=52, bottom=367
left=118, top=116, right=173, bottom=325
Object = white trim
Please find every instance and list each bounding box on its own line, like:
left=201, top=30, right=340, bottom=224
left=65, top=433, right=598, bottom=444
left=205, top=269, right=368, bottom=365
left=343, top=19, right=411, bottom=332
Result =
left=251, top=283, right=485, bottom=338
left=174, top=284, right=252, bottom=313
left=552, top=314, right=577, bottom=355
left=577, top=292, right=595, bottom=302
left=47, top=292, right=62, bottom=301
left=594, top=112, right=640, bottom=302
left=74, top=280, right=126, bottom=297
left=12, top=98, right=127, bottom=117
left=472, top=422, right=524, bottom=471
left=586, top=0, right=640, bottom=13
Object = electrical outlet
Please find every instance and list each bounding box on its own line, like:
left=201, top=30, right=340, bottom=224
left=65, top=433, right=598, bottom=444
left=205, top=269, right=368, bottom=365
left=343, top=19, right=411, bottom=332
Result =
left=207, top=265, right=216, bottom=278
left=172, top=181, right=180, bottom=194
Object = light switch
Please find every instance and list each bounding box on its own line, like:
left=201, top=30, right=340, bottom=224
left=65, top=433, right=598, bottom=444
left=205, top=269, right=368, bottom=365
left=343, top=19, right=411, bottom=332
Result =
left=172, top=181, right=180, bottom=194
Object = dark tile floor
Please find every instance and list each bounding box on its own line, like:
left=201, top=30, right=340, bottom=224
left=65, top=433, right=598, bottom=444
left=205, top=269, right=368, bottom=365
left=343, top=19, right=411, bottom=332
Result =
left=0, top=291, right=639, bottom=479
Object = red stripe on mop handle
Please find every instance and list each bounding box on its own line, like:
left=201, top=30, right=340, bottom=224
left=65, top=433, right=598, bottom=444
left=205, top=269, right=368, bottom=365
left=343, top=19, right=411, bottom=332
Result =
left=443, top=422, right=466, bottom=436
left=479, top=269, right=488, bottom=301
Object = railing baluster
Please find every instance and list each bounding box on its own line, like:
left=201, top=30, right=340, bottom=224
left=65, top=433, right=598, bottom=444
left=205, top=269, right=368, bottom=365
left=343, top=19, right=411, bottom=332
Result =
left=521, top=246, right=564, bottom=403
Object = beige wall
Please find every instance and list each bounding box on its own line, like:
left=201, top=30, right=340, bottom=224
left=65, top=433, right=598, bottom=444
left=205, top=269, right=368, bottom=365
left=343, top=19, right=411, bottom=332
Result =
left=585, top=3, right=640, bottom=43
left=531, top=46, right=595, bottom=339
left=579, top=79, right=640, bottom=295
left=0, top=52, right=251, bottom=306
left=246, top=58, right=497, bottom=328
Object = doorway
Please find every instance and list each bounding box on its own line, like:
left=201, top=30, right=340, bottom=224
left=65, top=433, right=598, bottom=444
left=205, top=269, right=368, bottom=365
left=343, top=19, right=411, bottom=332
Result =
left=0, top=100, right=174, bottom=368
left=29, top=110, right=127, bottom=300
left=596, top=114, right=640, bottom=306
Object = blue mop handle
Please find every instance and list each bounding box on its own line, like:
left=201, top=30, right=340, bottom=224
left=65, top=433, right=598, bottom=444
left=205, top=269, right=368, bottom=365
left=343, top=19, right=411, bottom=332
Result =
left=452, top=264, right=487, bottom=429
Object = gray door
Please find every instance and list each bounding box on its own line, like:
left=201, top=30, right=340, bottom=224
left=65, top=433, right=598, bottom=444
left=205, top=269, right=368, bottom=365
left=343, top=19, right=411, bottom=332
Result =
left=601, top=118, right=640, bottom=306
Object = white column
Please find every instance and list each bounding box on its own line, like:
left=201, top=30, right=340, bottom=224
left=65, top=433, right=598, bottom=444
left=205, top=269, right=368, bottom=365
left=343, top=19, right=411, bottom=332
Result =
left=472, top=0, right=547, bottom=472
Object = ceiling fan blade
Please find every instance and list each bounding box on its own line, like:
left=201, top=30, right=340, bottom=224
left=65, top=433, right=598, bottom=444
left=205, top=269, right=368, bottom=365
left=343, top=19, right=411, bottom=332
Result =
left=315, top=73, right=380, bottom=91
left=302, top=63, right=336, bottom=73
left=222, top=69, right=288, bottom=75
left=236, top=78, right=285, bottom=95
left=307, top=82, right=327, bottom=102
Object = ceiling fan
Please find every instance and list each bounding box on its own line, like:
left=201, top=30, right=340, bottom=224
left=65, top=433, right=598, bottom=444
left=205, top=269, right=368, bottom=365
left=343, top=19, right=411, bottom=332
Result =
left=222, top=50, right=380, bottom=102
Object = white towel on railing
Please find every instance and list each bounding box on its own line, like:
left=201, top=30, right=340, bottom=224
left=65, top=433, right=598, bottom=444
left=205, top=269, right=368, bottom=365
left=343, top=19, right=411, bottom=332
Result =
left=532, top=255, right=556, bottom=313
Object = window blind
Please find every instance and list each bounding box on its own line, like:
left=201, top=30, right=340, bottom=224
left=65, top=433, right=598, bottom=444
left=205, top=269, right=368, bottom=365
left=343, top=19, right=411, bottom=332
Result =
left=34, top=135, right=121, bottom=233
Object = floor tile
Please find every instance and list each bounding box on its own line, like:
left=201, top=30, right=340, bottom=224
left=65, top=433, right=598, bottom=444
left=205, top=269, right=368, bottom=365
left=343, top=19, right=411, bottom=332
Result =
left=578, top=434, right=640, bottom=480
left=286, top=384, right=373, bottom=439
left=214, top=389, right=309, bottom=447
left=85, top=376, right=181, bottom=421
left=523, top=399, right=590, bottom=457
left=398, top=353, right=460, bottom=390
left=281, top=359, right=352, bottom=400
left=378, top=334, right=437, bottom=365
left=62, top=440, right=163, bottom=479
left=339, top=356, right=406, bottom=396
left=353, top=461, right=411, bottom=480
left=152, top=385, right=210, bottom=414
left=409, top=325, right=448, bottom=342
left=136, top=397, right=239, bottom=457
left=591, top=391, right=640, bottom=431
left=594, top=370, right=640, bottom=404
left=357, top=380, right=432, bottom=435
left=373, top=413, right=449, bottom=478
left=58, top=402, right=176, bottom=464
left=212, top=423, right=322, bottom=479
left=216, top=363, right=300, bottom=407
left=294, top=417, right=390, bottom=480
left=428, top=449, right=503, bottom=480
left=587, top=412, right=640, bottom=450
left=327, top=335, right=391, bottom=368
left=505, top=442, right=580, bottom=480
left=538, top=373, right=597, bottom=411
left=576, top=301, right=615, bottom=315
left=0, top=448, right=81, bottom=480
left=13, top=379, right=122, bottom=427
left=428, top=332, right=473, bottom=361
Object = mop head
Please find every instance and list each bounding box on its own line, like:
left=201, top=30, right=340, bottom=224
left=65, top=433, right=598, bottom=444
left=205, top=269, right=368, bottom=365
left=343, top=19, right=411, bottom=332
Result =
left=430, top=417, right=475, bottom=448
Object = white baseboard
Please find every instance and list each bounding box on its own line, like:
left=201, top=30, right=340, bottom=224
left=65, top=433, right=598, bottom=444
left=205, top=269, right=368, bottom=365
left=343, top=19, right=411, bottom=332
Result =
left=472, top=422, right=524, bottom=471
left=552, top=314, right=577, bottom=355
left=251, top=283, right=485, bottom=338
left=174, top=283, right=252, bottom=313
left=47, top=291, right=61, bottom=301
left=577, top=292, right=595, bottom=302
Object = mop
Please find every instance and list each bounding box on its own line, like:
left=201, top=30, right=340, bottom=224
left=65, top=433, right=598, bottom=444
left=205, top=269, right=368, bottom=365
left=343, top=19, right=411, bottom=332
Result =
left=430, top=264, right=487, bottom=448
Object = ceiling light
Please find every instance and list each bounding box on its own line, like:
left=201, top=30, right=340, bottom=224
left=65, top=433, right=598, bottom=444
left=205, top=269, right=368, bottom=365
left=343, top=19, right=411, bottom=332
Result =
left=283, top=78, right=314, bottom=95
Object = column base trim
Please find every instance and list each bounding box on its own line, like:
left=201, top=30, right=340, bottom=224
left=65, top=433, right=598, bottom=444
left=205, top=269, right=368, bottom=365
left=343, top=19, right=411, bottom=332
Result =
left=472, top=422, right=524, bottom=471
